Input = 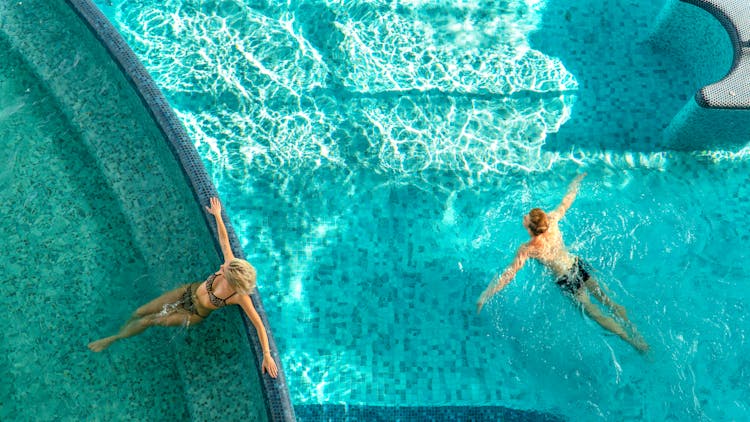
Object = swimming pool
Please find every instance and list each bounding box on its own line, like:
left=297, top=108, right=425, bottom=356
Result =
left=1, top=1, right=268, bottom=419
left=94, top=0, right=749, bottom=420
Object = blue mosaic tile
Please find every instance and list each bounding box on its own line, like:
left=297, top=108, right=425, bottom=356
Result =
left=295, top=405, right=565, bottom=422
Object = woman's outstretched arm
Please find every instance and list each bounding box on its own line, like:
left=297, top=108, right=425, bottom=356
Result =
left=477, top=247, right=528, bottom=313
left=238, top=295, right=279, bottom=378
left=205, top=197, right=235, bottom=263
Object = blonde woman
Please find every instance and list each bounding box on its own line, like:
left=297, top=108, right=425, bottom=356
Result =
left=477, top=174, right=648, bottom=353
left=88, top=197, right=278, bottom=377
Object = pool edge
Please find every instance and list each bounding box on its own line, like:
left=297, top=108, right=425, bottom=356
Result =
left=62, top=1, right=295, bottom=420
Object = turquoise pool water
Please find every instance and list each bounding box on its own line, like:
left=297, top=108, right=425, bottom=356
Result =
left=95, top=0, right=749, bottom=420
left=1, top=1, right=266, bottom=419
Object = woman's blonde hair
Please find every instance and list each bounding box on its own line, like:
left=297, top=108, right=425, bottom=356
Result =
left=224, top=258, right=256, bottom=295
left=527, top=208, right=549, bottom=235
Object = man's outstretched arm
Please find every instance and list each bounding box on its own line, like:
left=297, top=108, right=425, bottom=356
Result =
left=477, top=248, right=528, bottom=313
left=551, top=173, right=586, bottom=220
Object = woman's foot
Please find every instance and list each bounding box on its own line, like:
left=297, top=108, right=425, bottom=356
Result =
left=88, top=336, right=118, bottom=352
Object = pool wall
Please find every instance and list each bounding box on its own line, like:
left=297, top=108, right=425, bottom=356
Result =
left=0, top=0, right=294, bottom=419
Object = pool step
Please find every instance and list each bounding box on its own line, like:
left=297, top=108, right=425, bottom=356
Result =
left=0, top=0, right=216, bottom=275
left=680, top=0, right=750, bottom=109
left=649, top=0, right=750, bottom=149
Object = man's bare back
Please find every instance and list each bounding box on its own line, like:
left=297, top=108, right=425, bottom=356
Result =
left=522, top=214, right=576, bottom=278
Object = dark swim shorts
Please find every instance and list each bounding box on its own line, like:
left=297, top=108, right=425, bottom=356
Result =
left=556, top=258, right=591, bottom=294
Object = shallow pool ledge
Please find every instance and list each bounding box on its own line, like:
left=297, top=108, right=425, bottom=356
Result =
left=63, top=0, right=296, bottom=420
left=651, top=0, right=750, bottom=149
left=681, top=0, right=750, bottom=108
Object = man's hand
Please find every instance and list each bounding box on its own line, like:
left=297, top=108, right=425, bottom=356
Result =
left=571, top=172, right=587, bottom=185
left=476, top=289, right=490, bottom=314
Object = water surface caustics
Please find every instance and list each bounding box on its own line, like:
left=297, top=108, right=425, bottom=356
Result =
left=99, top=0, right=579, bottom=189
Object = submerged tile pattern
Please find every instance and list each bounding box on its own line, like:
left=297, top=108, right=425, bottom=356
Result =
left=0, top=44, right=189, bottom=419
left=295, top=404, right=565, bottom=422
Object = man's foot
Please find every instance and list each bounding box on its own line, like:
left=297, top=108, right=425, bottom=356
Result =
left=611, top=304, right=629, bottom=322
left=630, top=336, right=650, bottom=354
left=88, top=336, right=117, bottom=352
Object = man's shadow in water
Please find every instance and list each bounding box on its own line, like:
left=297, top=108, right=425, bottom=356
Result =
left=528, top=0, right=730, bottom=153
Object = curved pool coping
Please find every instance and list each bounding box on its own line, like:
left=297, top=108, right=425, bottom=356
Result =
left=63, top=1, right=295, bottom=420
left=680, top=0, right=750, bottom=109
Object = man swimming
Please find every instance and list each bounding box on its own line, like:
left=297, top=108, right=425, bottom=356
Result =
left=476, top=173, right=648, bottom=352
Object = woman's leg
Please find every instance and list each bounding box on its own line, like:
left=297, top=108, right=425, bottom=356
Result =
left=575, top=292, right=648, bottom=353
left=131, top=285, right=190, bottom=318
left=88, top=316, right=151, bottom=352
left=88, top=311, right=203, bottom=352
left=88, top=286, right=197, bottom=352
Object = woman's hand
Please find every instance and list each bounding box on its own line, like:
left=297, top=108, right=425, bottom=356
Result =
left=205, top=197, right=222, bottom=217
left=262, top=353, right=279, bottom=378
